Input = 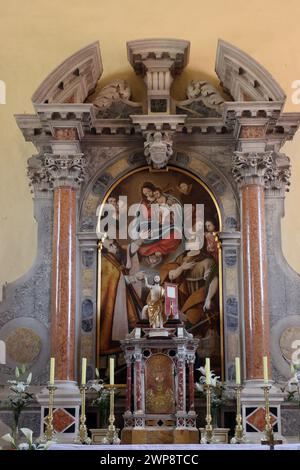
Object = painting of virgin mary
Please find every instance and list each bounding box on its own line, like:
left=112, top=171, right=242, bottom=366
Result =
left=131, top=181, right=183, bottom=267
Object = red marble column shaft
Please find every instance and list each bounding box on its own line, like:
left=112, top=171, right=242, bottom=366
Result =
left=242, top=184, right=270, bottom=380
left=135, top=360, right=142, bottom=412
left=188, top=362, right=195, bottom=412
left=126, top=362, right=132, bottom=412
left=177, top=358, right=185, bottom=412
left=50, top=186, right=76, bottom=381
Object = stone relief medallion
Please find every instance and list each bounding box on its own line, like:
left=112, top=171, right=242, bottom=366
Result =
left=279, top=326, right=300, bottom=361
left=6, top=327, right=41, bottom=363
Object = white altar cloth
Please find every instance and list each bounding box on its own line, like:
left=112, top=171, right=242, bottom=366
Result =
left=49, top=443, right=300, bottom=451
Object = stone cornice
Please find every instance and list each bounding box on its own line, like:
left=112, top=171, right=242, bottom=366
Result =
left=127, top=38, right=190, bottom=76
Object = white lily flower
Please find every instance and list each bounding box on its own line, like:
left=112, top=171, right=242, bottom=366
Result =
left=20, top=428, right=33, bottom=444
left=211, top=375, right=220, bottom=387
left=95, top=368, right=100, bottom=378
left=15, top=367, right=20, bottom=378
left=18, top=443, right=29, bottom=450
left=90, top=383, right=104, bottom=392
left=1, top=433, right=15, bottom=444
left=27, top=373, right=32, bottom=385
left=197, top=366, right=206, bottom=376
left=15, top=382, right=26, bottom=393
left=195, top=382, right=204, bottom=392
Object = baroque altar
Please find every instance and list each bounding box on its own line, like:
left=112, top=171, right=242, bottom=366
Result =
left=1, top=36, right=300, bottom=443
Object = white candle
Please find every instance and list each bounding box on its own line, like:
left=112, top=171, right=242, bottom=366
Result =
left=49, top=357, right=55, bottom=385
left=235, top=357, right=241, bottom=385
left=263, top=356, right=268, bottom=384
left=110, top=357, right=114, bottom=385
left=205, top=358, right=211, bottom=385
left=81, top=357, right=87, bottom=385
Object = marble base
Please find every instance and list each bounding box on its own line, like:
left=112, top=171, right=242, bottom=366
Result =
left=121, top=427, right=199, bottom=444
left=36, top=380, right=81, bottom=443
left=241, top=380, right=284, bottom=443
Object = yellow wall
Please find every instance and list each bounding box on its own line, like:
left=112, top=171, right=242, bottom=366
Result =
left=1, top=0, right=300, bottom=290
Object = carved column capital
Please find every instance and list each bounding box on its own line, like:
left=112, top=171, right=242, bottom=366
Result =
left=265, top=153, right=291, bottom=193
left=27, top=161, right=52, bottom=193
left=45, top=153, right=87, bottom=189
left=232, top=151, right=273, bottom=187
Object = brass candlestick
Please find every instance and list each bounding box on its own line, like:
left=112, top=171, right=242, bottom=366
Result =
left=230, top=386, right=246, bottom=444
left=200, top=384, right=216, bottom=444
left=74, top=385, right=91, bottom=445
left=102, top=385, right=120, bottom=445
left=40, top=384, right=57, bottom=443
left=261, top=384, right=282, bottom=446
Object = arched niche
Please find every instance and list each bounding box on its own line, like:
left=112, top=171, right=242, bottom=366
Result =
left=77, top=150, right=241, bottom=382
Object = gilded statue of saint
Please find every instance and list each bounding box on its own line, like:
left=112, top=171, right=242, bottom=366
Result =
left=142, top=275, right=166, bottom=328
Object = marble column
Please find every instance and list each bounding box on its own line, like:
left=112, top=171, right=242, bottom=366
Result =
left=126, top=356, right=132, bottom=413
left=134, top=352, right=143, bottom=413
left=232, top=152, right=273, bottom=381
left=176, top=352, right=186, bottom=413
left=188, top=360, right=195, bottom=413
left=46, top=153, right=86, bottom=381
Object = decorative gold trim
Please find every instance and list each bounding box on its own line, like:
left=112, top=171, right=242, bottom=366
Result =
left=96, top=165, right=224, bottom=379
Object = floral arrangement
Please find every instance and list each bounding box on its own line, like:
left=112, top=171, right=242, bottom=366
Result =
left=88, top=368, right=110, bottom=428
left=195, top=366, right=229, bottom=426
left=1, top=365, right=33, bottom=439
left=281, top=363, right=300, bottom=408
left=1, top=427, right=52, bottom=450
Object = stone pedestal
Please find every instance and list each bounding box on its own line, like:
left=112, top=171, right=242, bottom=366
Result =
left=241, top=380, right=284, bottom=443
left=120, top=326, right=199, bottom=444
left=36, top=380, right=81, bottom=442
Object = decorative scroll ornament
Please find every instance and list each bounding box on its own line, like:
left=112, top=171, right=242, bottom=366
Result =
left=144, top=131, right=173, bottom=169
left=232, top=151, right=273, bottom=186
left=44, top=154, right=87, bottom=189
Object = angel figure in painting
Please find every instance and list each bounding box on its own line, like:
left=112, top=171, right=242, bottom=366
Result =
left=142, top=275, right=166, bottom=328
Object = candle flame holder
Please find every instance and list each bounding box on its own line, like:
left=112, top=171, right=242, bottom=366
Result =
left=200, top=384, right=217, bottom=444
left=74, top=385, right=91, bottom=445
left=39, top=384, right=57, bottom=443
left=102, top=385, right=120, bottom=445
left=230, top=385, right=247, bottom=444
left=261, top=384, right=282, bottom=447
